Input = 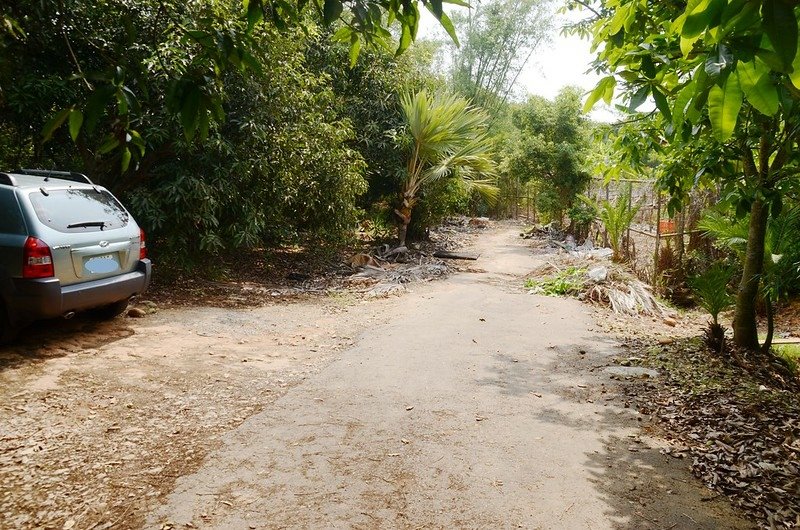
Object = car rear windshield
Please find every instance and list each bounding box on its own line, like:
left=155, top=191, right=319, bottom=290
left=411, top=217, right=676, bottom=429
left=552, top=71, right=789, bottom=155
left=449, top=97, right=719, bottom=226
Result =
left=28, top=188, right=129, bottom=233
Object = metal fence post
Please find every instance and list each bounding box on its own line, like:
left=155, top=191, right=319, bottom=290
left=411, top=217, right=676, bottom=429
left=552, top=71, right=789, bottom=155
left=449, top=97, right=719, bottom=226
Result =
left=654, top=191, right=662, bottom=285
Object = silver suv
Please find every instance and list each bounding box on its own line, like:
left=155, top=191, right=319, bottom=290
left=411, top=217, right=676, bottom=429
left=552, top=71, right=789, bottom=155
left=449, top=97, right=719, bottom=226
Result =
left=0, top=169, right=152, bottom=341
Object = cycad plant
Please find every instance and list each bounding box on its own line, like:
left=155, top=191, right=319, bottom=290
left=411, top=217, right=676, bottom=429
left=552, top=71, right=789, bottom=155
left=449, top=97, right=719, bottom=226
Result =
left=699, top=205, right=800, bottom=353
left=592, top=186, right=641, bottom=262
left=689, top=263, right=735, bottom=353
left=396, top=90, right=498, bottom=245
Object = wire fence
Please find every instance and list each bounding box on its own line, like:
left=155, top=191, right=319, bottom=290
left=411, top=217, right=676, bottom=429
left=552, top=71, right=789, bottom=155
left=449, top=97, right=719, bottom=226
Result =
left=584, top=177, right=711, bottom=284
left=502, top=178, right=714, bottom=285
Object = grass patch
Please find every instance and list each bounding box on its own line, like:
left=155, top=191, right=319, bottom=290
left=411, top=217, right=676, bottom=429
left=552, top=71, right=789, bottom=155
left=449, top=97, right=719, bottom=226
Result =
left=525, top=266, right=586, bottom=296
left=774, top=343, right=800, bottom=374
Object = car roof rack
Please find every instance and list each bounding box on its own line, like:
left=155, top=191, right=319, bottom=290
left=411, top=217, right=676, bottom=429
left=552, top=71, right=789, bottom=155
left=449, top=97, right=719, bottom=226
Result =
left=13, top=169, right=93, bottom=185
left=0, top=172, right=17, bottom=186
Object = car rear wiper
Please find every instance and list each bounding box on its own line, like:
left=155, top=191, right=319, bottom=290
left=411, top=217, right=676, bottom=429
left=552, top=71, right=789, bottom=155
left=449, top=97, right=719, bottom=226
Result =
left=67, top=221, right=106, bottom=230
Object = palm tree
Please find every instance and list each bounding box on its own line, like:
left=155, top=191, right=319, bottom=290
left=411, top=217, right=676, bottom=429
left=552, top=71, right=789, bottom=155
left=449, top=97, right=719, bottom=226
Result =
left=585, top=185, right=641, bottom=262
left=396, top=90, right=498, bottom=246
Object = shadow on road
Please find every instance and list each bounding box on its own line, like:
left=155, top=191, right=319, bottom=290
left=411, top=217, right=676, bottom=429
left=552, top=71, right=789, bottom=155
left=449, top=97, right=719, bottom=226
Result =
left=472, top=329, right=751, bottom=529
left=584, top=431, right=752, bottom=530
left=533, top=338, right=752, bottom=529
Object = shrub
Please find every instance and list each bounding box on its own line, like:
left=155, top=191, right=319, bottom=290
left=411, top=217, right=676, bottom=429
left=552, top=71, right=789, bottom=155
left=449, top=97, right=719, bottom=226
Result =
left=587, top=186, right=641, bottom=262
left=567, top=201, right=597, bottom=242
left=525, top=267, right=587, bottom=296
left=689, top=262, right=735, bottom=353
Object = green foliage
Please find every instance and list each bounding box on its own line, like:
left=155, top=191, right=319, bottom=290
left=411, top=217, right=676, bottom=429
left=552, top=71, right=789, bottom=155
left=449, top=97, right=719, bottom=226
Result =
left=576, top=0, right=800, bottom=140
left=306, top=35, right=441, bottom=207
left=307, top=0, right=464, bottom=58
left=130, top=27, right=367, bottom=259
left=525, top=267, right=586, bottom=296
left=700, top=203, right=800, bottom=300
left=397, top=89, right=498, bottom=243
left=407, top=177, right=469, bottom=240
left=567, top=201, right=597, bottom=227
left=689, top=263, right=735, bottom=325
left=501, top=87, right=591, bottom=224
left=401, top=90, right=497, bottom=192
left=567, top=201, right=597, bottom=241
left=768, top=205, right=800, bottom=298
left=4, top=0, right=459, bottom=178
left=361, top=202, right=396, bottom=241
left=590, top=186, right=641, bottom=263
left=1, top=1, right=374, bottom=264
left=698, top=211, right=750, bottom=254
left=774, top=344, right=800, bottom=375
left=572, top=0, right=800, bottom=349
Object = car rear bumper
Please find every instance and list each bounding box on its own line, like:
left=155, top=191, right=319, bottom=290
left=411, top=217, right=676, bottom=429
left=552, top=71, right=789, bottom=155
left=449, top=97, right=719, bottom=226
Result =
left=4, top=259, right=151, bottom=325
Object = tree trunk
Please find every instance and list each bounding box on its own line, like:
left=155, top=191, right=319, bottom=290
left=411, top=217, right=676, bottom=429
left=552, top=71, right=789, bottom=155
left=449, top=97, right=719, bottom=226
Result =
left=395, top=198, right=412, bottom=247
left=397, top=221, right=409, bottom=247
left=733, top=197, right=769, bottom=350
left=676, top=207, right=685, bottom=266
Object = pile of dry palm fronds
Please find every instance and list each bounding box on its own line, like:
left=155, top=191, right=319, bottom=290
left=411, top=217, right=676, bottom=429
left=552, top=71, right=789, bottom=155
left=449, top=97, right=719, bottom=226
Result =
left=527, top=259, right=668, bottom=317
left=585, top=268, right=667, bottom=317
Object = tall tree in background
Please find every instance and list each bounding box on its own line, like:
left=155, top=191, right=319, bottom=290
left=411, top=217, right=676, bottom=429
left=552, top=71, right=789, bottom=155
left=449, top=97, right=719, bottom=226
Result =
left=576, top=0, right=800, bottom=351
left=447, top=0, right=553, bottom=113
left=503, top=86, right=590, bottom=224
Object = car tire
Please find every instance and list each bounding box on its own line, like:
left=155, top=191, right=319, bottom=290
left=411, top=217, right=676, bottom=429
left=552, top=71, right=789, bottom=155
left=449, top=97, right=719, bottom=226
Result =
left=0, top=300, right=18, bottom=344
left=92, top=299, right=130, bottom=320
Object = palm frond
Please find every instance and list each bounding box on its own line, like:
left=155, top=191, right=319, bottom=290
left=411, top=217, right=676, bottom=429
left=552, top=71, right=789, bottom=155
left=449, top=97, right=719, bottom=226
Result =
left=463, top=178, right=500, bottom=205
left=698, top=210, right=749, bottom=255
left=769, top=205, right=800, bottom=254
left=595, top=185, right=641, bottom=262
left=401, top=89, right=497, bottom=204
left=689, top=263, right=735, bottom=324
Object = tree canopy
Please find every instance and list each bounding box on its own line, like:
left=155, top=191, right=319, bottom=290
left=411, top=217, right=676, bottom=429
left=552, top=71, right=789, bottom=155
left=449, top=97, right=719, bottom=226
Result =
left=1, top=0, right=462, bottom=172
left=502, top=86, right=590, bottom=223
left=575, top=0, right=800, bottom=350
left=0, top=0, right=451, bottom=261
left=447, top=0, right=553, bottom=113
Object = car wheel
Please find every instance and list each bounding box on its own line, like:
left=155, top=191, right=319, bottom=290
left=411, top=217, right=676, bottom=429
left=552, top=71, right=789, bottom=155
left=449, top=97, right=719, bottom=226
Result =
left=0, top=300, right=18, bottom=344
left=92, top=299, right=130, bottom=320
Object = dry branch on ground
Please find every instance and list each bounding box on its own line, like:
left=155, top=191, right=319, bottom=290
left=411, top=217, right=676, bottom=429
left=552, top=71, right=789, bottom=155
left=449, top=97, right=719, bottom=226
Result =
left=526, top=258, right=670, bottom=317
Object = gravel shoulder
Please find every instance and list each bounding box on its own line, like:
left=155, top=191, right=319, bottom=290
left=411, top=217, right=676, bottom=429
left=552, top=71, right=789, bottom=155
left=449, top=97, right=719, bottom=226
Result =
left=1, top=224, right=753, bottom=529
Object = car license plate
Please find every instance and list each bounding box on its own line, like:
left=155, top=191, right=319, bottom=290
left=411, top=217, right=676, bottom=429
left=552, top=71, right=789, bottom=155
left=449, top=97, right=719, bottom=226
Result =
left=84, top=254, right=120, bottom=274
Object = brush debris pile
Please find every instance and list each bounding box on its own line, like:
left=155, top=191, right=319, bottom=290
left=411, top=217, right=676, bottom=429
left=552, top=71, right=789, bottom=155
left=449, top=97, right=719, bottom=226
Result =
left=526, top=259, right=668, bottom=317
left=522, top=223, right=614, bottom=259
left=342, top=216, right=488, bottom=297
left=347, top=257, right=450, bottom=298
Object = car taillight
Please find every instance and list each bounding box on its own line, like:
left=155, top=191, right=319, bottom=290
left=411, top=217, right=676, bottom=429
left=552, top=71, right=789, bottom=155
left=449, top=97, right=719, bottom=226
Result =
left=23, top=237, right=54, bottom=279
left=139, top=228, right=147, bottom=259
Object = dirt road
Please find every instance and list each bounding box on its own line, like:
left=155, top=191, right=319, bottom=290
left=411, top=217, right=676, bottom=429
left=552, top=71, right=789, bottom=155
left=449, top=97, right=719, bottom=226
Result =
left=1, top=225, right=751, bottom=529
left=146, top=228, right=749, bottom=529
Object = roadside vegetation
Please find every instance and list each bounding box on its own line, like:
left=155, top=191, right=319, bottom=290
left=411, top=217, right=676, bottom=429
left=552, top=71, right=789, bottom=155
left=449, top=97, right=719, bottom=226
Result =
left=3, top=0, right=800, bottom=525
left=558, top=2, right=800, bottom=526
left=0, top=0, right=562, bottom=271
